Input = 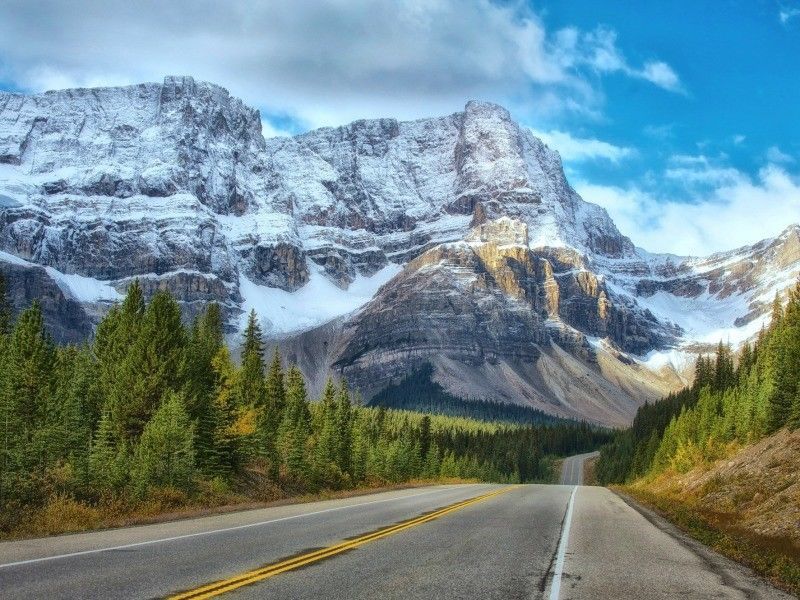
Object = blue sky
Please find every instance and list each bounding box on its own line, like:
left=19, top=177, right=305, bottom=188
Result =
left=0, top=0, right=798, bottom=255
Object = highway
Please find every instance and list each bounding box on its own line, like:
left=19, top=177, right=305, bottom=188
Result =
left=0, top=457, right=790, bottom=599
left=559, top=450, right=599, bottom=485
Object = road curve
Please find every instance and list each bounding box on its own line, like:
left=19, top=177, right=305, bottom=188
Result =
left=559, top=451, right=599, bottom=485
left=0, top=479, right=790, bottom=599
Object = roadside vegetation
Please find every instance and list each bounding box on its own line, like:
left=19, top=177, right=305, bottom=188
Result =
left=0, top=274, right=607, bottom=538
left=597, top=281, right=800, bottom=595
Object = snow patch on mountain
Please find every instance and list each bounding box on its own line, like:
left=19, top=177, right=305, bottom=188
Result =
left=44, top=268, right=123, bottom=303
left=239, top=262, right=402, bottom=336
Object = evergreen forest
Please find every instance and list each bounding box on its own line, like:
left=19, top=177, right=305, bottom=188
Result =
left=597, top=282, right=800, bottom=484
left=0, top=275, right=607, bottom=534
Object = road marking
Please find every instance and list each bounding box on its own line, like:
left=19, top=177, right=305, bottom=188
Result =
left=169, top=486, right=515, bottom=599
left=0, top=486, right=480, bottom=570
left=549, top=485, right=577, bottom=600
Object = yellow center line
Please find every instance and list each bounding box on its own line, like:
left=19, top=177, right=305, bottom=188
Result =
left=168, top=486, right=515, bottom=600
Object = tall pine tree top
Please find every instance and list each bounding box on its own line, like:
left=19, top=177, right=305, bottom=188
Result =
left=243, top=310, right=264, bottom=363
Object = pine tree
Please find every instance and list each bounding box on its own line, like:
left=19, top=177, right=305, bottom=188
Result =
left=313, top=378, right=342, bottom=486
left=5, top=301, right=55, bottom=426
left=0, top=271, right=11, bottom=336
left=114, top=290, right=187, bottom=441
left=259, top=349, right=285, bottom=477
left=278, top=366, right=311, bottom=482
left=182, top=303, right=224, bottom=420
left=714, top=342, right=734, bottom=391
left=335, top=380, right=353, bottom=476
left=131, top=391, right=195, bottom=497
left=89, top=411, right=129, bottom=494
left=419, top=414, right=431, bottom=461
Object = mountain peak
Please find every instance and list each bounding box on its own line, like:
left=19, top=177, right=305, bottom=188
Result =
left=463, top=100, right=512, bottom=119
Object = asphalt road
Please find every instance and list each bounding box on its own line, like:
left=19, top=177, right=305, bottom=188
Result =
left=559, top=451, right=599, bottom=485
left=0, top=478, right=790, bottom=599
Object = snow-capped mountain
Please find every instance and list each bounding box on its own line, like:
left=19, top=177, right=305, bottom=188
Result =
left=1, top=76, right=797, bottom=426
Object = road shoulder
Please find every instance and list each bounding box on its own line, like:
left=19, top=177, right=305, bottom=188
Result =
left=561, top=486, right=793, bottom=599
left=615, top=490, right=796, bottom=599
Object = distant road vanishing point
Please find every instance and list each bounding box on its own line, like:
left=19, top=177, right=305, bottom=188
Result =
left=0, top=456, right=789, bottom=599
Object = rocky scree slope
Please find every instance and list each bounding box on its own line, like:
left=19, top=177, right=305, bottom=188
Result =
left=0, top=77, right=797, bottom=426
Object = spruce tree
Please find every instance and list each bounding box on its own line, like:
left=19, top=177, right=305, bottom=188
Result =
left=131, top=391, right=195, bottom=497
left=95, top=281, right=146, bottom=438
left=237, top=311, right=266, bottom=458
left=114, top=290, right=187, bottom=441
left=89, top=411, right=129, bottom=494
left=313, top=378, right=339, bottom=486
left=0, top=271, right=11, bottom=335
left=260, top=349, right=286, bottom=478
left=238, top=310, right=266, bottom=407
left=182, top=303, right=224, bottom=421
left=335, top=380, right=353, bottom=476
left=419, top=414, right=431, bottom=460
left=278, top=366, right=311, bottom=482
left=5, top=301, right=55, bottom=426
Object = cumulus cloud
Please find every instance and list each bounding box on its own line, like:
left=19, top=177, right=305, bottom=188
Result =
left=0, top=0, right=683, bottom=128
left=530, top=128, right=633, bottom=162
left=576, top=165, right=800, bottom=256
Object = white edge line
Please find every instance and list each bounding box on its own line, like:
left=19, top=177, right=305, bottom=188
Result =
left=549, top=485, right=578, bottom=600
left=0, top=485, right=487, bottom=570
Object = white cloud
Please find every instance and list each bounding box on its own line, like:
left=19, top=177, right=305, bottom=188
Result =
left=0, top=0, right=684, bottom=128
left=260, top=120, right=293, bottom=139
left=732, top=134, right=746, bottom=145
left=554, top=27, right=684, bottom=94
left=638, top=61, right=683, bottom=93
left=779, top=7, right=800, bottom=24
left=530, top=128, right=633, bottom=162
left=663, top=154, right=746, bottom=187
left=766, top=145, right=795, bottom=164
left=576, top=165, right=800, bottom=256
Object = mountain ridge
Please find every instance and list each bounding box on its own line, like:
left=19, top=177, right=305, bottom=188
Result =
left=1, top=76, right=798, bottom=426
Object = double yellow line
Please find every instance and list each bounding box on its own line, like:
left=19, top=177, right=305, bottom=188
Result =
left=170, top=486, right=513, bottom=599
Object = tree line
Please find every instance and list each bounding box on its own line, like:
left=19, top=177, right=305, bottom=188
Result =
left=597, top=282, right=800, bottom=484
left=0, top=275, right=608, bottom=532
left=369, top=363, right=567, bottom=425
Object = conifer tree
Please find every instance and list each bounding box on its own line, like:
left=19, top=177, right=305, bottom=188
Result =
left=714, top=342, right=734, bottom=391
left=0, top=271, right=11, bottom=336
left=259, top=349, right=285, bottom=477
left=95, top=280, right=145, bottom=408
left=198, top=347, right=239, bottom=477
left=313, top=378, right=339, bottom=486
left=238, top=310, right=266, bottom=407
left=182, top=303, right=224, bottom=420
left=335, top=380, right=353, bottom=475
left=89, top=411, right=129, bottom=494
left=278, top=366, right=311, bottom=481
left=5, top=301, right=55, bottom=426
left=419, top=414, right=431, bottom=460
left=131, top=391, right=195, bottom=497
left=114, top=290, right=187, bottom=441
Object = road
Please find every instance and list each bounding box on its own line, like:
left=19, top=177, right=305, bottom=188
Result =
left=0, top=477, right=790, bottom=598
left=559, top=451, right=599, bottom=485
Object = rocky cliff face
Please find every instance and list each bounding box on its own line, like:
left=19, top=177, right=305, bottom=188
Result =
left=1, top=77, right=797, bottom=426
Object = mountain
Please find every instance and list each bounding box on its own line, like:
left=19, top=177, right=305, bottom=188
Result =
left=1, top=76, right=797, bottom=426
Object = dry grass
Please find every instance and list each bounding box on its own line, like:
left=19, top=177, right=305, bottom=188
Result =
left=622, top=428, right=800, bottom=596
left=582, top=455, right=599, bottom=486
left=2, top=477, right=478, bottom=541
